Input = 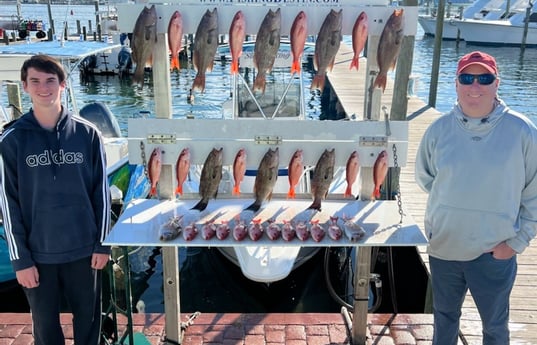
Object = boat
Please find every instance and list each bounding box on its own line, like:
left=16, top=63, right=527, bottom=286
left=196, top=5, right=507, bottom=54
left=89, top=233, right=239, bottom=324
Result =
left=453, top=0, right=537, bottom=46
left=418, top=0, right=515, bottom=39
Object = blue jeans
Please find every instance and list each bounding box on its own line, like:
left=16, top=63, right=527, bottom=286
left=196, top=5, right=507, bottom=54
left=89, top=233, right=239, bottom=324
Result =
left=429, top=254, right=516, bottom=345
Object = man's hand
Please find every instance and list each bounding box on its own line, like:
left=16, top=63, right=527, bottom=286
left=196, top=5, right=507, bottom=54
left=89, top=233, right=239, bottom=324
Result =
left=91, top=253, right=110, bottom=270
left=16, top=266, right=39, bottom=289
left=491, top=242, right=516, bottom=260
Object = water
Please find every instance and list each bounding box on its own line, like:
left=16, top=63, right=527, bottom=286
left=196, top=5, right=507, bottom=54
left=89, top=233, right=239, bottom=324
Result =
left=2, top=4, right=536, bottom=314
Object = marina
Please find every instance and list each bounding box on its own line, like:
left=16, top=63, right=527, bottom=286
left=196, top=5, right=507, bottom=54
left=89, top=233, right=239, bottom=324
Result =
left=1, top=1, right=537, bottom=345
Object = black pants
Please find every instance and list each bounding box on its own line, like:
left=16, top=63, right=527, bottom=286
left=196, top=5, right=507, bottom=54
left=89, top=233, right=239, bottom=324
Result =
left=24, top=256, right=102, bottom=345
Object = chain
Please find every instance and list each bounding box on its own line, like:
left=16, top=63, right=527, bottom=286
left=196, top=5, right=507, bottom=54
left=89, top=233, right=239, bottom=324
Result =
left=140, top=141, right=148, bottom=178
left=392, top=144, right=404, bottom=224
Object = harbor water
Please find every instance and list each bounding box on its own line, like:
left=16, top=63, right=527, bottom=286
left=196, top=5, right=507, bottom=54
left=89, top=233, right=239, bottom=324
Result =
left=1, top=3, right=537, bottom=314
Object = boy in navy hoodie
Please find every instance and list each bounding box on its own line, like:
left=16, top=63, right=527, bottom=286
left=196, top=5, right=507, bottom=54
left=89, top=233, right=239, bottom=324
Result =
left=0, top=54, right=110, bottom=345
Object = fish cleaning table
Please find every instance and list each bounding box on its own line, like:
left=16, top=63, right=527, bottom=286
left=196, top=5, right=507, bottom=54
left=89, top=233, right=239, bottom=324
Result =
left=104, top=197, right=427, bottom=344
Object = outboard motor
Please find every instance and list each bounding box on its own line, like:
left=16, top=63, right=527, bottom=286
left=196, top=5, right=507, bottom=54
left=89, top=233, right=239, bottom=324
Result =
left=117, top=46, right=132, bottom=78
left=79, top=102, right=122, bottom=138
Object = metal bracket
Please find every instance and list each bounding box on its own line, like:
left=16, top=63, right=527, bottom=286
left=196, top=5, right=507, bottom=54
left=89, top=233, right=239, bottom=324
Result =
left=255, top=135, right=282, bottom=145
left=359, top=136, right=387, bottom=147
left=147, top=134, right=176, bottom=144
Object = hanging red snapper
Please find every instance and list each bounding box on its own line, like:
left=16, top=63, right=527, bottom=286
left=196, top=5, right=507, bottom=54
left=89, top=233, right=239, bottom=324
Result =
left=232, top=148, right=247, bottom=196
left=350, top=11, right=368, bottom=71
left=290, top=11, right=308, bottom=74
left=168, top=10, right=183, bottom=71
left=287, top=149, right=304, bottom=199
left=372, top=150, right=389, bottom=200
left=229, top=10, right=246, bottom=75
left=175, top=148, right=190, bottom=196
left=374, top=9, right=404, bottom=92
left=344, top=151, right=360, bottom=198
left=147, top=147, right=162, bottom=197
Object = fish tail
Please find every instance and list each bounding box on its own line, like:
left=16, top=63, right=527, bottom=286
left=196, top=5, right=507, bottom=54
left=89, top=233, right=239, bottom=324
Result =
left=373, top=74, right=387, bottom=92
left=307, top=199, right=322, bottom=212
left=245, top=202, right=261, bottom=212
left=350, top=57, right=359, bottom=70
left=132, top=66, right=145, bottom=87
left=291, top=59, right=301, bottom=74
left=149, top=186, right=157, bottom=197
left=191, top=199, right=208, bottom=211
left=372, top=187, right=380, bottom=200
left=170, top=56, right=180, bottom=70
left=287, top=188, right=296, bottom=199
left=175, top=185, right=183, bottom=196
left=311, top=74, right=325, bottom=91
left=230, top=60, right=239, bottom=75
left=192, top=73, right=206, bottom=92
left=253, top=75, right=266, bottom=93
left=232, top=185, right=241, bottom=196
left=344, top=185, right=353, bottom=198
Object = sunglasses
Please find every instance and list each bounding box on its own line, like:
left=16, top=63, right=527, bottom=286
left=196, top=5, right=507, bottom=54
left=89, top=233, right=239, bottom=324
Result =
left=457, top=73, right=497, bottom=85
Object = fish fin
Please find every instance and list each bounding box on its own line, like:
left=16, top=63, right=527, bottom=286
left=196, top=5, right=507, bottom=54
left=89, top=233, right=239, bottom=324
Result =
left=253, top=74, right=266, bottom=94
left=192, top=73, right=206, bottom=93
left=230, top=60, right=239, bottom=75
left=373, top=74, right=387, bottom=92
left=350, top=57, right=359, bottom=70
left=232, top=185, right=241, bottom=196
left=307, top=200, right=322, bottom=212
left=170, top=56, right=180, bottom=70
left=191, top=199, right=208, bottom=211
left=245, top=202, right=261, bottom=212
left=287, top=188, right=296, bottom=199
left=311, top=74, right=325, bottom=91
left=291, top=60, right=301, bottom=74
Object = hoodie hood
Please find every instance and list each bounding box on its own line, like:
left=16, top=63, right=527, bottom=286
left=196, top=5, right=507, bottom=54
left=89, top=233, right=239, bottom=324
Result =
left=451, top=98, right=509, bottom=133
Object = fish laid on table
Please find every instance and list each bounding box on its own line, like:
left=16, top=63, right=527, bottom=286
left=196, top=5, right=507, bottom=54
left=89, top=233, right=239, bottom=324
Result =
left=159, top=215, right=183, bottom=241
left=168, top=10, right=183, bottom=71
left=131, top=5, right=157, bottom=87
left=148, top=147, right=162, bottom=197
left=253, top=8, right=281, bottom=94
left=344, top=151, right=359, bottom=198
left=192, top=8, right=219, bottom=93
left=374, top=8, right=404, bottom=92
left=311, top=9, right=342, bottom=91
left=372, top=150, right=388, bottom=200
left=327, top=216, right=343, bottom=240
left=296, top=220, right=309, bottom=241
left=350, top=11, right=368, bottom=71
left=183, top=222, right=198, bottom=241
left=290, top=11, right=308, bottom=75
left=175, top=147, right=190, bottom=196
left=245, top=147, right=279, bottom=212
left=308, top=148, right=335, bottom=211
left=266, top=219, right=281, bottom=240
left=192, top=147, right=223, bottom=211
left=233, top=217, right=248, bottom=241
left=201, top=221, right=217, bottom=240
left=343, top=217, right=366, bottom=242
left=229, top=10, right=246, bottom=75
left=287, top=149, right=304, bottom=199
left=216, top=221, right=231, bottom=240
left=248, top=218, right=264, bottom=241
left=282, top=220, right=296, bottom=241
left=232, top=148, right=247, bottom=196
left=310, top=220, right=326, bottom=242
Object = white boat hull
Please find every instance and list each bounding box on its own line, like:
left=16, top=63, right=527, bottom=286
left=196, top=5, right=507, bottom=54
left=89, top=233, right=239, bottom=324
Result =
left=455, top=19, right=537, bottom=46
left=418, top=15, right=464, bottom=40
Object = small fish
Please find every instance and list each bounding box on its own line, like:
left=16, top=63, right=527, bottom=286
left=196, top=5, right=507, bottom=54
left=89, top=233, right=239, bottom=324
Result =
left=287, top=149, right=304, bottom=199
left=233, top=217, right=248, bottom=241
left=168, top=10, right=183, bottom=71
left=266, top=219, right=281, bottom=240
left=327, top=216, right=343, bottom=240
left=245, top=148, right=279, bottom=212
left=201, top=221, right=217, bottom=240
left=183, top=222, right=198, bottom=241
left=216, top=221, right=231, bottom=240
left=372, top=150, right=388, bottom=200
left=159, top=215, right=183, bottom=241
left=232, top=148, right=247, bottom=196
left=282, top=220, right=296, bottom=241
left=310, top=219, right=326, bottom=242
left=175, top=148, right=190, bottom=196
left=248, top=218, right=264, bottom=241
left=296, top=220, right=309, bottom=241
left=192, top=8, right=219, bottom=93
left=343, top=217, right=366, bottom=242
left=308, top=149, right=336, bottom=211
left=253, top=8, right=281, bottom=93
left=148, top=147, right=162, bottom=197
left=350, top=11, right=368, bottom=71
left=229, top=10, right=246, bottom=75
left=311, top=9, right=342, bottom=91
left=344, top=151, right=360, bottom=198
left=374, top=9, right=404, bottom=92
left=192, top=148, right=223, bottom=211
left=290, top=11, right=308, bottom=74
left=131, top=5, right=157, bottom=87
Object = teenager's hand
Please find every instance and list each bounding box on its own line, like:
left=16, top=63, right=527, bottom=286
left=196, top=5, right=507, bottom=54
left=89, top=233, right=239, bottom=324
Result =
left=91, top=253, right=110, bottom=270
left=16, top=266, right=39, bottom=288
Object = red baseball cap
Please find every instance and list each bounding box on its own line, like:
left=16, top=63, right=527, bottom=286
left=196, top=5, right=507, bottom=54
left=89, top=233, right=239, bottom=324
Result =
left=457, top=51, right=498, bottom=75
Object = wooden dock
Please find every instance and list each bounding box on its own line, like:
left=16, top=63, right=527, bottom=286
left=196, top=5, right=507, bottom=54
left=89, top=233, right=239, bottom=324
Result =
left=326, top=43, right=537, bottom=344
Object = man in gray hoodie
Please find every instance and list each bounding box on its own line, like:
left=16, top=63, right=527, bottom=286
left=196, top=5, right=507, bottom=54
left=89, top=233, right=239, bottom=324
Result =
left=416, top=51, right=537, bottom=344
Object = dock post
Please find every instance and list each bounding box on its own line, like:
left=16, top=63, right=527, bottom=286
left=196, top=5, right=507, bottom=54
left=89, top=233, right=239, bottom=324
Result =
left=6, top=82, right=23, bottom=119
left=352, top=247, right=372, bottom=344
